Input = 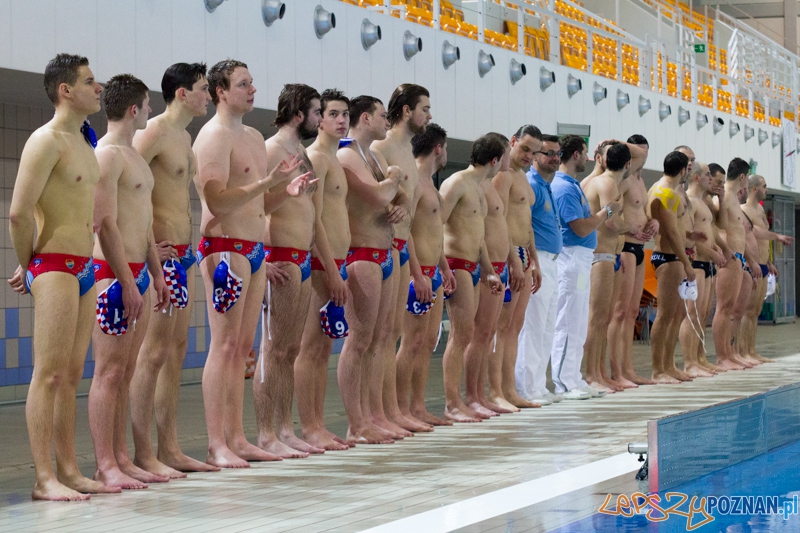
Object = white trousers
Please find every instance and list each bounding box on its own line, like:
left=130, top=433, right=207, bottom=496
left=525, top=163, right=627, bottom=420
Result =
left=550, top=246, right=593, bottom=393
left=515, top=251, right=559, bottom=399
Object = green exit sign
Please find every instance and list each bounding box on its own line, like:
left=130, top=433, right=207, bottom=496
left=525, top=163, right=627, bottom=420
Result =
left=694, top=44, right=706, bottom=53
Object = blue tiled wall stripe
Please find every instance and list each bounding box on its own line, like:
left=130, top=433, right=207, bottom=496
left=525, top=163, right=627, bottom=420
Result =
left=18, top=337, right=31, bottom=368
left=5, top=308, right=18, bottom=339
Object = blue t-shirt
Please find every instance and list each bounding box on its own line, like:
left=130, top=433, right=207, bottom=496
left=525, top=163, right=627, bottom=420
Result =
left=527, top=168, right=563, bottom=254
left=551, top=171, right=597, bottom=249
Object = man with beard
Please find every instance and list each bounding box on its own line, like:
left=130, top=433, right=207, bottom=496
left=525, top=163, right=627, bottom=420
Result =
left=550, top=135, right=618, bottom=399
left=256, top=84, right=323, bottom=458
left=371, top=84, right=432, bottom=434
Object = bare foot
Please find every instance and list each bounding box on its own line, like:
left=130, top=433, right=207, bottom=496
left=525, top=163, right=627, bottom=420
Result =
left=665, top=367, right=693, bottom=382
left=257, top=437, right=310, bottom=459
left=32, top=479, right=91, bottom=501
left=505, top=393, right=542, bottom=409
left=604, top=378, right=627, bottom=392
left=479, top=397, right=514, bottom=414
left=466, top=401, right=497, bottom=418
left=320, top=428, right=352, bottom=447
left=94, top=468, right=148, bottom=490
left=279, top=432, right=325, bottom=454
left=59, top=474, right=121, bottom=494
left=622, top=371, right=656, bottom=385
left=372, top=417, right=412, bottom=438
left=751, top=353, right=774, bottom=363
left=488, top=395, right=521, bottom=413
left=159, top=452, right=221, bottom=473
left=346, top=426, right=395, bottom=444
left=716, top=358, right=745, bottom=371
left=740, top=354, right=762, bottom=366
left=444, top=406, right=481, bottom=423
left=651, top=372, right=681, bottom=384
left=698, top=359, right=723, bottom=373
left=611, top=376, right=639, bottom=389
left=730, top=353, right=754, bottom=368
left=134, top=456, right=187, bottom=479
left=683, top=365, right=714, bottom=378
left=230, top=439, right=283, bottom=462
left=302, top=430, right=350, bottom=451
left=587, top=381, right=616, bottom=394
left=206, top=446, right=251, bottom=468
left=411, top=408, right=454, bottom=426
left=390, top=412, right=434, bottom=433
left=119, top=460, right=169, bottom=484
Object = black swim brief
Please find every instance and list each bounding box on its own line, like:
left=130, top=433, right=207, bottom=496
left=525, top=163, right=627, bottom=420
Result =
left=622, top=242, right=645, bottom=266
left=651, top=251, right=679, bottom=270
left=692, top=260, right=714, bottom=279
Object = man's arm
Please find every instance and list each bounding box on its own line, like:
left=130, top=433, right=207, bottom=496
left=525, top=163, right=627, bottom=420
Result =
left=146, top=229, right=170, bottom=312
left=132, top=124, right=166, bottom=165
left=478, top=239, right=503, bottom=293
left=94, top=147, right=144, bottom=321
left=751, top=224, right=794, bottom=245
left=597, top=181, right=630, bottom=234
left=338, top=150, right=401, bottom=207
left=9, top=132, right=60, bottom=271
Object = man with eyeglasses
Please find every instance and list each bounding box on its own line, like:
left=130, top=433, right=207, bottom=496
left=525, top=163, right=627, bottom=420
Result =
left=515, top=134, right=579, bottom=404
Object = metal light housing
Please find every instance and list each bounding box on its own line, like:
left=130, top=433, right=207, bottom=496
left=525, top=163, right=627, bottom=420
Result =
left=729, top=121, right=740, bottom=137
left=261, top=0, right=285, bottom=26
left=360, top=19, right=381, bottom=50
left=205, top=0, right=226, bottom=12
left=744, top=125, right=754, bottom=141
left=658, top=102, right=671, bottom=121
left=616, top=89, right=629, bottom=110
left=509, top=59, right=526, bottom=85
left=592, top=82, right=607, bottom=104
left=477, top=50, right=495, bottom=77
left=314, top=5, right=336, bottom=39
left=772, top=131, right=781, bottom=148
left=403, top=30, right=422, bottom=60
left=539, top=67, right=555, bottom=91
left=758, top=129, right=768, bottom=144
left=678, top=106, right=690, bottom=126
left=638, top=95, right=650, bottom=116
left=442, top=40, right=460, bottom=69
left=696, top=113, right=708, bottom=129
left=567, top=74, right=582, bottom=98
left=712, top=117, right=724, bottom=134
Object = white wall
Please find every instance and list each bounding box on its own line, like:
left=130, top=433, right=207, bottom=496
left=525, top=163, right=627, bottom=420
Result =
left=0, top=0, right=787, bottom=189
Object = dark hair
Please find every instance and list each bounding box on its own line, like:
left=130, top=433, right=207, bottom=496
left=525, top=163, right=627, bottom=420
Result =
left=513, top=124, right=542, bottom=141
left=605, top=143, right=632, bottom=172
left=663, top=151, right=689, bottom=176
left=320, top=88, right=349, bottom=115
left=541, top=134, right=560, bottom=144
left=349, top=95, right=383, bottom=128
left=207, top=59, right=247, bottom=106
left=470, top=132, right=508, bottom=166
left=727, top=157, right=750, bottom=182
left=162, top=63, right=207, bottom=105
left=412, top=123, right=447, bottom=158
left=273, top=84, right=320, bottom=127
left=387, top=84, right=429, bottom=127
left=44, top=53, right=90, bottom=104
left=559, top=134, right=586, bottom=163
left=627, top=134, right=649, bottom=146
left=102, top=74, right=149, bottom=121
left=708, top=163, right=726, bottom=177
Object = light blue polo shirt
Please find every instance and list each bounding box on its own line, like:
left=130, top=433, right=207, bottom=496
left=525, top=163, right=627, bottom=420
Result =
left=551, top=171, right=597, bottom=249
left=526, top=168, right=563, bottom=255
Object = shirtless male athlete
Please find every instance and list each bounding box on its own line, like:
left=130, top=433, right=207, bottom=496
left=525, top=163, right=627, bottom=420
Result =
left=193, top=60, right=312, bottom=468
left=255, top=83, right=323, bottom=458
left=463, top=134, right=515, bottom=416
left=395, top=123, right=455, bottom=427
left=129, top=62, right=220, bottom=477
left=88, top=75, right=171, bottom=490
left=581, top=142, right=634, bottom=394
left=8, top=54, right=116, bottom=501
left=337, top=95, right=406, bottom=443
left=678, top=162, right=725, bottom=378
left=730, top=186, right=762, bottom=368
left=371, top=84, right=432, bottom=434
left=294, top=89, right=352, bottom=451
left=740, top=175, right=793, bottom=362
left=440, top=133, right=505, bottom=422
left=711, top=158, right=755, bottom=371
left=647, top=151, right=695, bottom=383
left=490, top=125, right=543, bottom=411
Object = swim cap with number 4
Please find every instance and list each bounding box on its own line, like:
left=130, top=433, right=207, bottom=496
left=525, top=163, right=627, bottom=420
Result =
left=212, top=255, right=243, bottom=314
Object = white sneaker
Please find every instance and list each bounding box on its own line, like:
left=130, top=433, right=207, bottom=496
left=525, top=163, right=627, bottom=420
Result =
left=545, top=391, right=563, bottom=403
left=529, top=395, right=553, bottom=406
left=561, top=388, right=591, bottom=400
left=581, top=385, right=607, bottom=398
